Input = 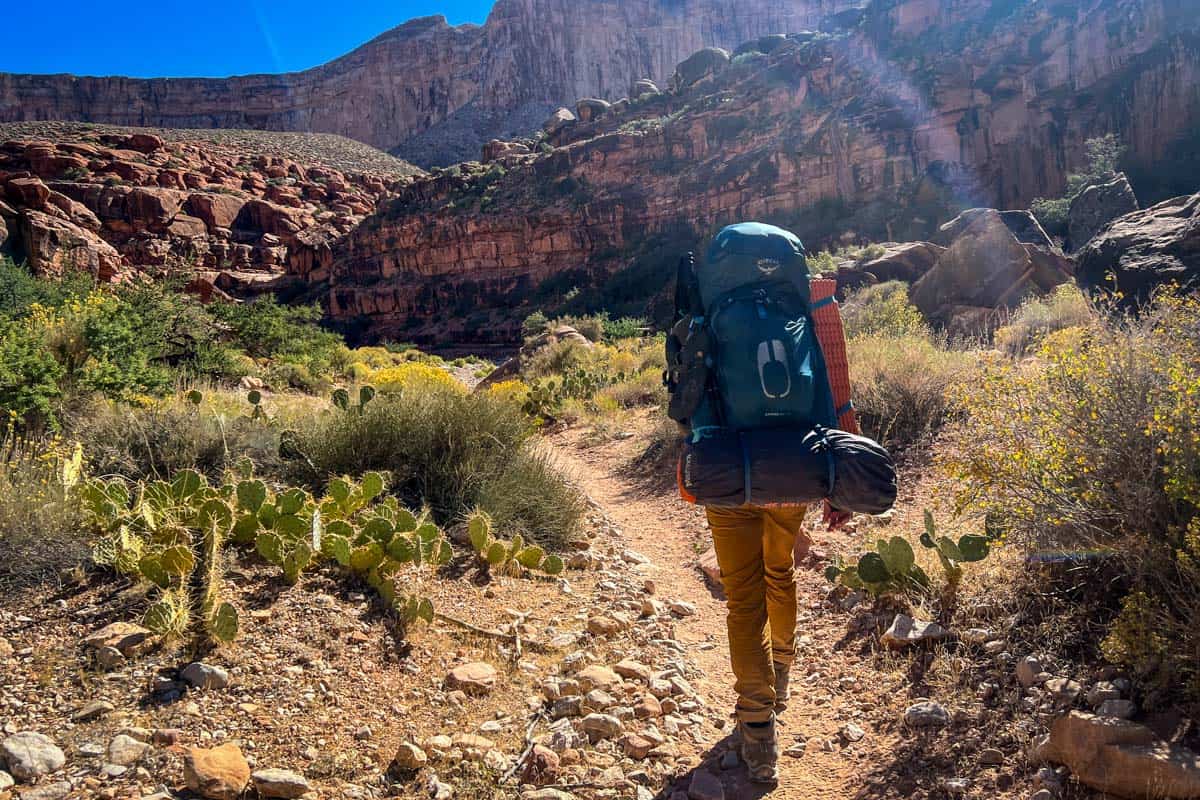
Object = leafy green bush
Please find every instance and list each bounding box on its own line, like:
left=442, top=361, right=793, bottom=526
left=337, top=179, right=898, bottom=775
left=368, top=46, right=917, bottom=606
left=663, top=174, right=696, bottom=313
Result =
left=287, top=385, right=583, bottom=549
left=208, top=297, right=345, bottom=380
left=993, top=283, right=1093, bottom=356
left=842, top=281, right=928, bottom=339
left=1030, top=134, right=1125, bottom=238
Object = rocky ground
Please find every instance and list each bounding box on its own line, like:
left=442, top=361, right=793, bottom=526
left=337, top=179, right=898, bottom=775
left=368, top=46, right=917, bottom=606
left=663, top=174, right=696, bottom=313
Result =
left=3, top=411, right=1194, bottom=800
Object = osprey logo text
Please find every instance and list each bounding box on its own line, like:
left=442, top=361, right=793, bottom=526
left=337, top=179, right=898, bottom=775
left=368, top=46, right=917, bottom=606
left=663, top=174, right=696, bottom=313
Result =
left=756, top=258, right=780, bottom=275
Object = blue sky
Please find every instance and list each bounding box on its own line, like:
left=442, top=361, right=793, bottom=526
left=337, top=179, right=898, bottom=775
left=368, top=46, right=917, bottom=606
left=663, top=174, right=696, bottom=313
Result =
left=1, top=1, right=495, bottom=78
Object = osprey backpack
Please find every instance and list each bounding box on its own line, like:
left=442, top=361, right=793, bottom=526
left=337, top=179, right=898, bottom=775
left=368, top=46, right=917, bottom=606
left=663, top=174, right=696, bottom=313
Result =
left=664, top=222, right=894, bottom=512
left=666, top=222, right=837, bottom=435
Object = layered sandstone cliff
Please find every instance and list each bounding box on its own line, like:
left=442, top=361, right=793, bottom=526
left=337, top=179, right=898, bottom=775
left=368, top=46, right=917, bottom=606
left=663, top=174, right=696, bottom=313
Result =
left=325, top=0, right=1200, bottom=342
left=0, top=0, right=859, bottom=165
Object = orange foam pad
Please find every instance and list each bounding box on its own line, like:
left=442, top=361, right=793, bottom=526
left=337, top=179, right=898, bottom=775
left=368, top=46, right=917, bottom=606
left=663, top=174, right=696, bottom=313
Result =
left=809, top=278, right=860, bottom=434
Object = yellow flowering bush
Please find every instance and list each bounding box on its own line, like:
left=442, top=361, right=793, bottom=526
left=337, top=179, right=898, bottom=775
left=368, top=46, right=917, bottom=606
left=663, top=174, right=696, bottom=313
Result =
left=942, top=293, right=1200, bottom=702
left=486, top=379, right=531, bottom=407
left=372, top=362, right=464, bottom=395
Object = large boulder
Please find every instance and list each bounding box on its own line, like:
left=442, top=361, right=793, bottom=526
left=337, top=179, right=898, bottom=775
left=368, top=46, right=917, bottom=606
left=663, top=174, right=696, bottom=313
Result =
left=18, top=210, right=123, bottom=280
left=543, top=107, right=576, bottom=136
left=575, top=98, right=612, bottom=124
left=185, top=193, right=246, bottom=233
left=671, top=47, right=731, bottom=91
left=838, top=241, right=945, bottom=292
left=1038, top=711, right=1200, bottom=799
left=475, top=325, right=592, bottom=390
left=910, top=209, right=1034, bottom=324
left=1076, top=193, right=1200, bottom=306
left=1068, top=173, right=1138, bottom=251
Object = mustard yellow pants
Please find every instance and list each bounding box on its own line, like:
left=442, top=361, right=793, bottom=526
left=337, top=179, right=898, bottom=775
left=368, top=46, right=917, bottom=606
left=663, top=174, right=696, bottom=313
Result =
left=706, top=504, right=808, bottom=723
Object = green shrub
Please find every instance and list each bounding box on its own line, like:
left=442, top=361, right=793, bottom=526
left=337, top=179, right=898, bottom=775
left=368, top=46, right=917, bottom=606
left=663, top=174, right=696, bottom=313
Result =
left=994, top=284, right=1094, bottom=356
left=67, top=395, right=281, bottom=482
left=287, top=386, right=583, bottom=549
left=806, top=250, right=838, bottom=276
left=208, top=297, right=343, bottom=377
left=942, top=293, right=1200, bottom=705
left=842, top=281, right=928, bottom=339
left=0, top=428, right=86, bottom=589
left=521, top=311, right=550, bottom=340
left=848, top=331, right=974, bottom=449
left=602, top=316, right=649, bottom=341
left=1030, top=134, right=1125, bottom=238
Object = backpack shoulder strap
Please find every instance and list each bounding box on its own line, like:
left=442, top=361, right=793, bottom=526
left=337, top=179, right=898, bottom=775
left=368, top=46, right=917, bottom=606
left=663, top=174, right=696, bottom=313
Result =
left=809, top=278, right=860, bottom=434
left=674, top=252, right=702, bottom=323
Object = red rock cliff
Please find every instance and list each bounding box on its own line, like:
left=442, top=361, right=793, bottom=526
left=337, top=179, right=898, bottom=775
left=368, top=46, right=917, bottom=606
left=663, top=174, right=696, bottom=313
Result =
left=0, top=1, right=858, bottom=165
left=325, top=0, right=1200, bottom=343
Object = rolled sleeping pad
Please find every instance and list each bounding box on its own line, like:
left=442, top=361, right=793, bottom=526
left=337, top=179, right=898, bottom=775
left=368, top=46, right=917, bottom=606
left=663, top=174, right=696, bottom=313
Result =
left=679, top=427, right=897, bottom=513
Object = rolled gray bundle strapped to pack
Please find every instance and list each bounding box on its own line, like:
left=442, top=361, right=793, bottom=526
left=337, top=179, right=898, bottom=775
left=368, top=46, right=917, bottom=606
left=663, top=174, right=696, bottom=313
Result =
left=679, top=427, right=897, bottom=513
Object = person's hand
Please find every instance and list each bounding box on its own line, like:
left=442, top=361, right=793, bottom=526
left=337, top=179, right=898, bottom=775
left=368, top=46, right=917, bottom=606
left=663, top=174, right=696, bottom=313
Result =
left=822, top=499, right=852, bottom=531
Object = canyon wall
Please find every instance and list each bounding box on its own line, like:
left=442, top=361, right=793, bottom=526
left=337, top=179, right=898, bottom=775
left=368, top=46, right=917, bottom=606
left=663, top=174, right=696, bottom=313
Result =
left=323, top=0, right=1200, bottom=342
left=0, top=0, right=858, bottom=164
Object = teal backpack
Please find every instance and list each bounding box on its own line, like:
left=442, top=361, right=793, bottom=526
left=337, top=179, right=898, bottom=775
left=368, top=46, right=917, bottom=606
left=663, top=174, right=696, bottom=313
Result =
left=665, top=222, right=837, bottom=438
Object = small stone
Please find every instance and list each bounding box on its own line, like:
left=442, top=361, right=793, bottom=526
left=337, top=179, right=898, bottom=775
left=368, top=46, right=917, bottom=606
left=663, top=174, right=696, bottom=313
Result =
left=687, top=769, right=724, bottom=800
left=183, top=743, right=250, bottom=800
left=575, top=665, right=619, bottom=692
left=108, top=734, right=149, bottom=767
left=251, top=768, right=312, bottom=798
left=82, top=622, right=155, bottom=657
left=181, top=663, right=230, bottom=690
left=0, top=638, right=11, bottom=659
left=1043, top=677, right=1082, bottom=703
left=73, top=700, right=116, bottom=722
left=0, top=771, right=12, bottom=791
left=17, top=780, right=71, bottom=800
left=445, top=662, right=498, bottom=696
left=580, top=713, right=623, bottom=742
left=903, top=701, right=950, bottom=728
left=667, top=599, right=696, bottom=617
left=881, top=614, right=951, bottom=649
left=521, top=789, right=574, bottom=800
left=1, top=731, right=66, bottom=781
left=1029, top=791, right=1055, bottom=800
left=551, top=695, right=583, bottom=719
left=613, top=659, right=652, bottom=682
left=979, top=747, right=1004, bottom=766
left=634, top=696, right=662, bottom=718
left=1097, top=699, right=1137, bottom=719
left=841, top=723, right=866, bottom=742
left=621, top=733, right=655, bottom=759
left=520, top=745, right=559, bottom=786
left=393, top=742, right=427, bottom=770
left=941, top=777, right=969, bottom=795
left=622, top=549, right=650, bottom=564
left=1017, top=656, right=1048, bottom=688
left=784, top=741, right=807, bottom=758
left=587, top=616, right=624, bottom=636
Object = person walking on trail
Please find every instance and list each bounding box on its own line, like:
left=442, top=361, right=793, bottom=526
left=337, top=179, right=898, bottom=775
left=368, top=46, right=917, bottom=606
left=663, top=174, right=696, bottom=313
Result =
left=707, top=500, right=848, bottom=781
left=665, top=222, right=890, bottom=783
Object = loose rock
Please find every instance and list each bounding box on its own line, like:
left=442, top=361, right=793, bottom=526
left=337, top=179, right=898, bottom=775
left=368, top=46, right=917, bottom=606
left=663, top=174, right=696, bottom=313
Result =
left=903, top=701, right=950, bottom=729
left=1, top=731, right=66, bottom=782
left=182, top=743, right=251, bottom=800
left=445, top=662, right=498, bottom=696
left=251, top=768, right=312, bottom=799
left=181, top=662, right=230, bottom=690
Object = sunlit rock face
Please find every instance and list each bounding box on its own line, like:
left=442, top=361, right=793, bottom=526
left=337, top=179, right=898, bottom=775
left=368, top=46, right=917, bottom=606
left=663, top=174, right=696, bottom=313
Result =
left=324, top=0, right=1200, bottom=342
left=0, top=0, right=859, bottom=165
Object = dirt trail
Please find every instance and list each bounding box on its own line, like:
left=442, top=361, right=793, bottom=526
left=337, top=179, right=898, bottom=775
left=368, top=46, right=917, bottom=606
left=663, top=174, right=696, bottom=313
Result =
left=550, top=427, right=898, bottom=800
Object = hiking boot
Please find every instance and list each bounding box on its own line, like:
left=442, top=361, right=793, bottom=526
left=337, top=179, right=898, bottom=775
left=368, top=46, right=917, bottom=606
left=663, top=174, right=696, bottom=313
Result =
left=773, top=661, right=791, bottom=712
left=737, top=717, right=779, bottom=784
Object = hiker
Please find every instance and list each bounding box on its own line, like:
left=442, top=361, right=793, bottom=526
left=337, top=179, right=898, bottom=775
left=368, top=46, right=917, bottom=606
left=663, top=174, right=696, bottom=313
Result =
left=665, top=222, right=892, bottom=783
